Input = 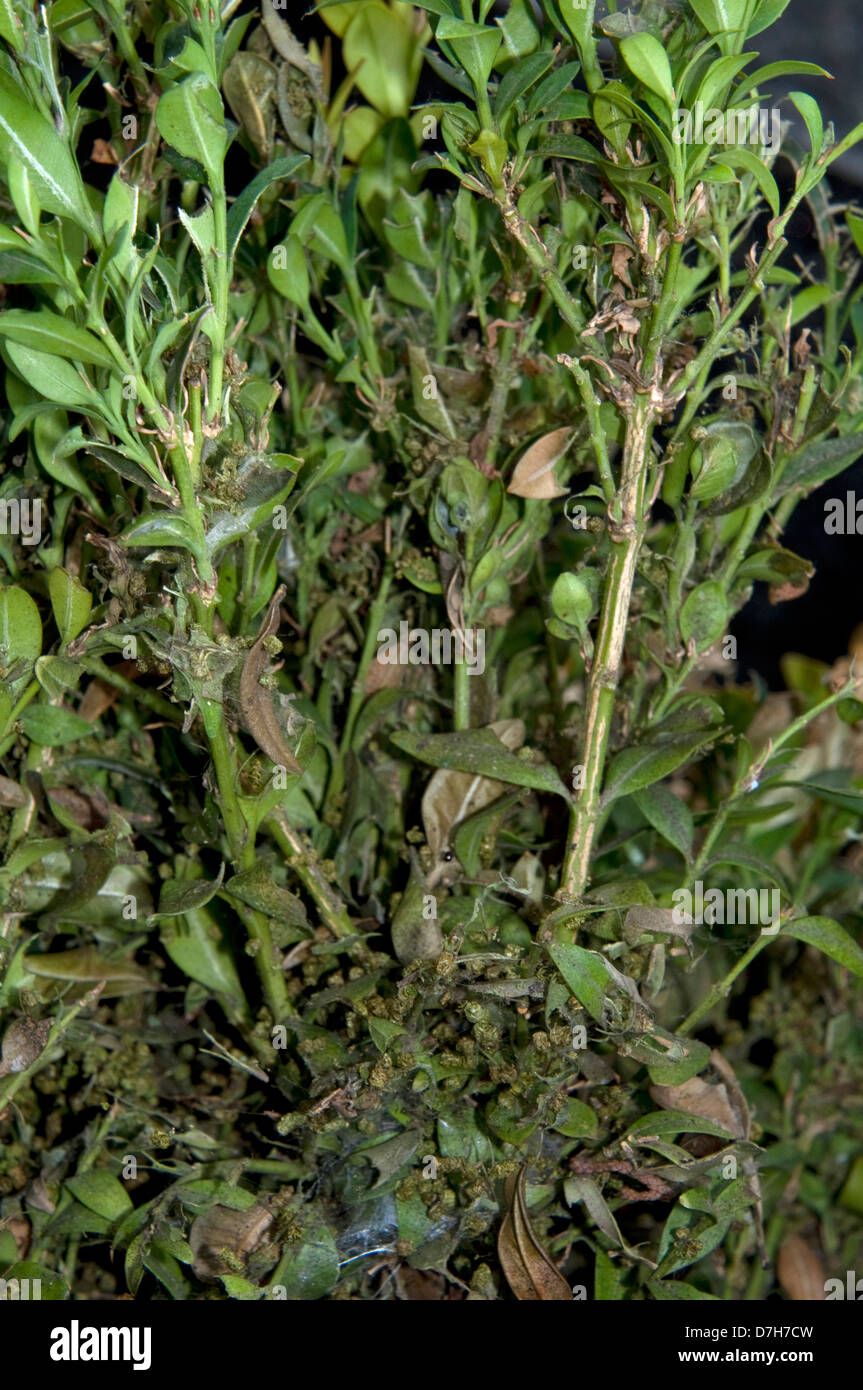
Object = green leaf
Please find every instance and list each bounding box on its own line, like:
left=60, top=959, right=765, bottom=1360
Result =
left=746, top=0, right=792, bottom=38
left=24, top=947, right=152, bottom=991
left=154, top=866, right=225, bottom=919
left=493, top=50, right=553, bottom=120
left=0, top=584, right=42, bottom=668
left=160, top=905, right=245, bottom=1003
left=619, top=33, right=675, bottom=108
left=48, top=568, right=92, bottom=645
left=553, top=1096, right=599, bottom=1138
left=649, top=1278, right=720, bottom=1300
left=267, top=235, right=310, bottom=311
left=716, top=147, right=780, bottom=218
left=0, top=310, right=116, bottom=370
left=0, top=73, right=100, bottom=241
left=558, top=0, right=596, bottom=53
left=19, top=705, right=92, bottom=746
left=781, top=916, right=863, bottom=977
left=3, top=340, right=96, bottom=409
left=66, top=1172, right=133, bottom=1222
left=437, top=15, right=502, bottom=90
left=227, top=155, right=308, bottom=261
left=789, top=90, right=824, bottom=156
left=550, top=572, right=594, bottom=631
left=680, top=580, right=728, bottom=653
left=734, top=60, right=831, bottom=99
left=602, top=731, right=717, bottom=806
left=780, top=433, right=863, bottom=493
left=121, top=513, right=199, bottom=551
left=156, top=75, right=227, bottom=190
left=689, top=0, right=749, bottom=38
left=627, top=1109, right=737, bottom=1141
left=343, top=1, right=421, bottom=118
left=632, top=784, right=694, bottom=859
left=647, top=1036, right=712, bottom=1086
left=548, top=941, right=609, bottom=1022
left=595, top=1247, right=626, bottom=1300
left=270, top=1219, right=339, bottom=1300
left=368, top=1016, right=407, bottom=1053
left=0, top=1261, right=68, bottom=1300
left=391, top=727, right=571, bottom=799
left=694, top=53, right=755, bottom=112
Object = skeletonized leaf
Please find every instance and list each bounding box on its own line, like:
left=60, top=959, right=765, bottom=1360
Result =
left=498, top=1168, right=572, bottom=1300
left=507, top=427, right=572, bottom=498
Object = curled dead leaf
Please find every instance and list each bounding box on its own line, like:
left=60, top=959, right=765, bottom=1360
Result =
left=238, top=585, right=302, bottom=774
left=507, top=428, right=572, bottom=499
left=497, top=1167, right=572, bottom=1301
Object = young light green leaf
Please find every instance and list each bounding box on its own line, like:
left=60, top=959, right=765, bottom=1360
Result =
left=48, top=569, right=92, bottom=645
left=0, top=73, right=101, bottom=241
left=0, top=310, right=117, bottom=370
left=156, top=75, right=228, bottom=190
left=715, top=146, right=780, bottom=218
left=343, top=1, right=422, bottom=118
left=548, top=941, right=609, bottom=1021
left=619, top=33, right=675, bottom=108
left=0, top=585, right=42, bottom=668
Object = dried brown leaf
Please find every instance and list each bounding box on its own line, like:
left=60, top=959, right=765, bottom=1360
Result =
left=507, top=427, right=573, bottom=499
left=238, top=584, right=302, bottom=774
left=497, top=1167, right=572, bottom=1301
